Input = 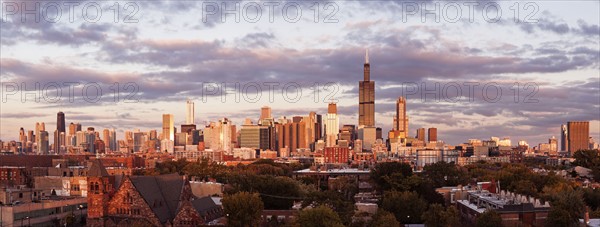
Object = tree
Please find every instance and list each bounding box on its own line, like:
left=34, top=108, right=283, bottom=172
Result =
left=513, top=180, right=538, bottom=197
left=573, top=150, right=600, bottom=168
left=294, top=205, right=344, bottom=227
left=222, top=192, right=264, bottom=227
left=370, top=162, right=413, bottom=190
left=546, top=190, right=586, bottom=227
left=476, top=210, right=503, bottom=227
left=183, top=158, right=228, bottom=181
left=226, top=174, right=303, bottom=210
left=302, top=190, right=355, bottom=226
left=381, top=191, right=427, bottom=224
left=329, top=176, right=358, bottom=200
left=421, top=204, right=460, bottom=227
left=583, top=188, right=600, bottom=210
left=370, top=209, right=400, bottom=227
left=384, top=174, right=445, bottom=204
left=422, top=161, right=469, bottom=188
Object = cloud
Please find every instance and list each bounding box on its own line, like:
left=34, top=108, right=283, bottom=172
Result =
left=0, top=112, right=48, bottom=118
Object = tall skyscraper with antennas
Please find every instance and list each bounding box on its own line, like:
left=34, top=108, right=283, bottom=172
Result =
left=359, top=49, right=375, bottom=127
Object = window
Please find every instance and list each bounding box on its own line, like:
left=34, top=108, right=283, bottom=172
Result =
left=19, top=193, right=23, bottom=198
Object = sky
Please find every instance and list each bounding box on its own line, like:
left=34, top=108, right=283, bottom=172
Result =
left=1, top=0, right=599, bottom=146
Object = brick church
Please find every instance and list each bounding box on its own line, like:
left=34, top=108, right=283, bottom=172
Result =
left=86, top=160, right=223, bottom=226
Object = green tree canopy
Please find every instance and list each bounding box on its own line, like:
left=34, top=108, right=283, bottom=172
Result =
left=422, top=161, right=469, bottom=188
left=370, top=209, right=400, bottom=227
left=294, top=205, right=344, bottom=227
left=222, top=192, right=264, bottom=227
left=476, top=210, right=503, bottom=227
left=422, top=204, right=460, bottom=227
left=302, top=190, right=355, bottom=226
left=546, top=190, right=586, bottom=227
left=370, top=162, right=413, bottom=190
left=381, top=190, right=427, bottom=224
left=573, top=150, right=600, bottom=168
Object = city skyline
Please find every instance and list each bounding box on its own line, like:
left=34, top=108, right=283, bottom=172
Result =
left=1, top=1, right=599, bottom=146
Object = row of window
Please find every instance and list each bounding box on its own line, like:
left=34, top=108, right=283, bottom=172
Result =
left=116, top=208, right=141, bottom=215
left=178, top=220, right=199, bottom=226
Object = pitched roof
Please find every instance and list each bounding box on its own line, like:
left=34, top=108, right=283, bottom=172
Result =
left=129, top=174, right=185, bottom=224
left=87, top=159, right=110, bottom=177
left=191, top=196, right=218, bottom=216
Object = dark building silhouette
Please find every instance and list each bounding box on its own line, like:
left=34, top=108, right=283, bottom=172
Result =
left=359, top=50, right=375, bottom=127
left=55, top=111, right=66, bottom=152
left=561, top=124, right=568, bottom=152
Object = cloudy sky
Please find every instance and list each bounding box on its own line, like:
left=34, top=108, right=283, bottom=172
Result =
left=1, top=0, right=599, bottom=146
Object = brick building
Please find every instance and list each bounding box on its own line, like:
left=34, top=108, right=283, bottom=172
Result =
left=86, top=161, right=222, bottom=226
left=323, top=146, right=350, bottom=164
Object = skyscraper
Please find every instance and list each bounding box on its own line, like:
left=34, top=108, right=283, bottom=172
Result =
left=260, top=106, right=272, bottom=121
left=102, top=128, right=117, bottom=152
left=186, top=99, right=195, bottom=124
left=359, top=50, right=375, bottom=127
left=37, top=130, right=49, bottom=154
left=54, top=111, right=66, bottom=152
left=57, top=111, right=65, bottom=134
left=428, top=128, right=438, bottom=142
left=549, top=136, right=558, bottom=156
left=561, top=124, right=568, bottom=152
left=162, top=114, right=174, bottom=141
left=567, top=121, right=589, bottom=155
left=325, top=103, right=340, bottom=147
left=416, top=128, right=426, bottom=141
left=19, top=127, right=26, bottom=153
left=396, top=97, right=408, bottom=138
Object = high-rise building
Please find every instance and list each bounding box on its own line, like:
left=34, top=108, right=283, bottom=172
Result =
left=325, top=103, right=339, bottom=147
left=203, top=118, right=235, bottom=152
left=181, top=124, right=197, bottom=134
left=240, top=125, right=271, bottom=150
left=339, top=125, right=356, bottom=148
left=359, top=50, right=375, bottom=127
left=174, top=132, right=187, bottom=147
left=549, top=136, right=558, bottom=156
left=57, top=111, right=65, bottom=133
left=428, top=128, right=438, bottom=142
left=162, top=114, right=174, bottom=141
left=102, top=128, right=117, bottom=152
left=306, top=112, right=318, bottom=149
left=567, top=121, right=589, bottom=154
left=186, top=99, right=195, bottom=124
left=358, top=126, right=377, bottom=151
left=416, top=128, right=426, bottom=141
left=37, top=130, right=49, bottom=154
left=54, top=111, right=66, bottom=152
left=53, top=130, right=65, bottom=153
left=68, top=122, right=77, bottom=136
left=260, top=106, right=272, bottom=121
left=19, top=127, right=26, bottom=153
left=281, top=122, right=301, bottom=153
left=396, top=97, right=409, bottom=138
left=316, top=114, right=323, bottom=141
left=149, top=130, right=158, bottom=140
left=35, top=122, right=45, bottom=153
left=561, top=124, right=568, bottom=152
